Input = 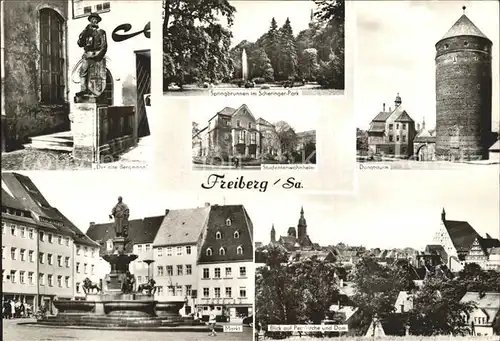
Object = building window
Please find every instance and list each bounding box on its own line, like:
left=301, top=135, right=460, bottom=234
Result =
left=186, top=285, right=192, bottom=297
left=10, top=270, right=16, bottom=283
left=225, top=267, right=232, bottom=277
left=236, top=120, right=241, bottom=127
left=76, top=245, right=81, bottom=255
left=177, top=265, right=183, bottom=275
left=57, top=255, right=62, bottom=267
left=11, top=247, right=16, bottom=260
left=389, top=135, right=393, bottom=142
left=1, top=246, right=4, bottom=259
left=234, top=231, right=240, bottom=239
left=39, top=273, right=45, bottom=286
left=48, top=254, right=53, bottom=265
left=20, top=226, right=25, bottom=238
left=157, top=266, right=164, bottom=276
left=11, top=224, right=16, bottom=236
left=239, top=287, right=246, bottom=298
left=218, top=247, right=225, bottom=256
left=39, top=252, right=45, bottom=264
left=76, top=282, right=80, bottom=293
left=236, top=246, right=243, bottom=255
left=157, top=247, right=163, bottom=257
left=65, top=256, right=70, bottom=267
left=388, top=124, right=393, bottom=130
left=216, top=231, right=222, bottom=239
left=186, top=246, right=191, bottom=255
left=226, top=218, right=231, bottom=226
left=1, top=222, right=4, bottom=234
left=157, top=286, right=164, bottom=296
left=214, top=287, right=221, bottom=298
left=176, top=246, right=182, bottom=255
left=84, top=263, right=88, bottom=274
left=48, top=233, right=53, bottom=243
left=29, top=228, right=34, bottom=239
left=20, top=271, right=26, bottom=284
left=166, top=266, right=173, bottom=276
left=65, top=237, right=70, bottom=246
left=203, top=288, right=209, bottom=298
left=65, top=276, right=70, bottom=288
left=39, top=231, right=44, bottom=241
left=225, top=287, right=232, bottom=298
left=239, top=267, right=247, bottom=277
left=29, top=250, right=34, bottom=262
left=39, top=8, right=65, bottom=103
left=167, top=247, right=172, bottom=256
left=91, top=248, right=96, bottom=258
left=76, top=262, right=80, bottom=273
left=91, top=264, right=95, bottom=274
left=396, top=135, right=400, bottom=142
left=214, top=268, right=221, bottom=278
left=402, top=124, right=406, bottom=130
left=402, top=135, right=406, bottom=142
left=48, top=274, right=53, bottom=287
left=28, top=272, right=34, bottom=285
left=206, top=248, right=213, bottom=256
left=58, top=235, right=62, bottom=244
left=203, top=268, right=209, bottom=279
left=145, top=244, right=151, bottom=252
left=84, top=247, right=88, bottom=256
left=186, top=264, right=192, bottom=275
left=176, top=285, right=183, bottom=296
left=20, top=249, right=26, bottom=261
left=57, top=275, right=62, bottom=287
left=137, top=245, right=142, bottom=253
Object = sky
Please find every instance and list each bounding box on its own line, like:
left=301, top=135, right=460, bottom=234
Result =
left=15, top=167, right=499, bottom=251
left=190, top=97, right=318, bottom=132
left=228, top=0, right=316, bottom=47
left=354, top=0, right=500, bottom=130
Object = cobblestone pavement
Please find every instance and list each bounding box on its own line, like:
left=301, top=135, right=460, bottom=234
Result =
left=3, top=319, right=252, bottom=341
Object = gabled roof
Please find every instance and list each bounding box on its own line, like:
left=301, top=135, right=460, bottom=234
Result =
left=1, top=188, right=26, bottom=211
left=439, top=14, right=491, bottom=43
left=372, top=111, right=392, bottom=122
left=425, top=244, right=448, bottom=262
left=395, top=110, right=414, bottom=123
left=51, top=207, right=99, bottom=247
left=256, top=117, right=274, bottom=127
left=154, top=207, right=210, bottom=246
left=231, top=104, right=257, bottom=122
left=489, top=140, right=500, bottom=152
left=87, top=215, right=165, bottom=252
left=218, top=107, right=237, bottom=116
left=367, top=121, right=386, bottom=133
left=198, top=205, right=254, bottom=263
left=460, top=292, right=500, bottom=321
left=477, top=237, right=500, bottom=255
left=443, top=219, right=480, bottom=253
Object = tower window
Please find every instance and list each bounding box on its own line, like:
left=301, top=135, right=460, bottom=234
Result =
left=234, top=231, right=240, bottom=239
left=226, top=218, right=231, bottom=226
left=219, top=247, right=226, bottom=256
left=216, top=231, right=221, bottom=240
left=206, top=248, right=213, bottom=256
left=236, top=246, right=243, bottom=255
left=463, top=41, right=468, bottom=47
left=444, top=44, right=449, bottom=49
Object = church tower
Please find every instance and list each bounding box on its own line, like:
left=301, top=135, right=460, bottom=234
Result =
left=435, top=6, right=493, bottom=160
left=297, top=206, right=307, bottom=240
left=270, top=224, right=276, bottom=243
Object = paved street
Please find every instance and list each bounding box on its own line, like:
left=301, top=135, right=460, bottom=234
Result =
left=3, top=319, right=252, bottom=341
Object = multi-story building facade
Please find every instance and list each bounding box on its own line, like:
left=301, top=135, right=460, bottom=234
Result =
left=464, top=236, right=500, bottom=271
left=153, top=207, right=211, bottom=316
left=73, top=240, right=101, bottom=299
left=197, top=204, right=254, bottom=320
left=367, top=94, right=416, bottom=158
left=1, top=172, right=99, bottom=312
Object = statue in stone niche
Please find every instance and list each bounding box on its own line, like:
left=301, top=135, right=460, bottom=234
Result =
left=75, top=12, right=108, bottom=99
left=109, top=196, right=129, bottom=238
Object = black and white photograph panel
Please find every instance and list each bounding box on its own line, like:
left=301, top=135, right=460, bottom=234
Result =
left=192, top=99, right=317, bottom=171
left=1, top=0, right=153, bottom=171
left=163, top=0, right=345, bottom=96
left=2, top=170, right=253, bottom=341
left=355, top=1, right=499, bottom=169
left=255, top=168, right=500, bottom=339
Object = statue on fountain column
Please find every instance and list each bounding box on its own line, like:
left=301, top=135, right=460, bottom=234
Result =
left=121, top=271, right=136, bottom=294
left=109, top=196, right=130, bottom=238
left=75, top=12, right=108, bottom=102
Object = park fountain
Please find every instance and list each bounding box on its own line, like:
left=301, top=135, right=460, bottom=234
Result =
left=35, top=197, right=202, bottom=330
left=242, top=48, right=248, bottom=81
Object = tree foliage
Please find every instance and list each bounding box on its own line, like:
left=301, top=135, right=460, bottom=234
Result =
left=274, top=121, right=297, bottom=160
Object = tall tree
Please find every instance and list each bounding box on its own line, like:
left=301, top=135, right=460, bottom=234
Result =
left=274, top=121, right=297, bottom=160
left=278, top=18, right=298, bottom=80
left=262, top=18, right=282, bottom=80
left=163, top=0, right=236, bottom=90
left=249, top=48, right=274, bottom=81
left=298, top=48, right=320, bottom=81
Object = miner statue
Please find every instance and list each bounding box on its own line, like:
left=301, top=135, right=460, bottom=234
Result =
left=110, top=196, right=129, bottom=238
left=75, top=12, right=108, bottom=100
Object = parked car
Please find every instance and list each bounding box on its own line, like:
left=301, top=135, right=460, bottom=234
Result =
left=243, top=315, right=253, bottom=327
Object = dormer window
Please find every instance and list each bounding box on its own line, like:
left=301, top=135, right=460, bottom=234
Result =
left=216, top=231, right=222, bottom=240
left=226, top=218, right=231, bottom=226
left=219, top=247, right=226, bottom=256
left=444, top=44, right=449, bottom=49
left=206, top=248, right=213, bottom=256
left=234, top=231, right=240, bottom=239
left=237, top=246, right=243, bottom=255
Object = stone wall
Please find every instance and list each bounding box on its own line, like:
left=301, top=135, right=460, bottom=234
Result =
left=2, top=0, right=69, bottom=151
left=435, top=36, right=492, bottom=160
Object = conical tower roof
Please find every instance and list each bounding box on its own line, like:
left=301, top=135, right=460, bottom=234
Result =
left=438, top=12, right=491, bottom=43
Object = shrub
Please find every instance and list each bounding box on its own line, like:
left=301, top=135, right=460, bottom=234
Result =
left=252, top=77, right=266, bottom=84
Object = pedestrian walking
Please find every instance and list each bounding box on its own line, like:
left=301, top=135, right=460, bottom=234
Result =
left=208, top=305, right=217, bottom=337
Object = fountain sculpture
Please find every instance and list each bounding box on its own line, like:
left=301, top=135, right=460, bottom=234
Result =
left=242, top=48, right=248, bottom=81
left=37, top=197, right=192, bottom=328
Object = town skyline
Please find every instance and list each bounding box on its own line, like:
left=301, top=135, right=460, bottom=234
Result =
left=354, top=0, right=500, bottom=130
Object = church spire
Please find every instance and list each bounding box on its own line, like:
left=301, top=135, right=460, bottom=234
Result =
left=441, top=208, right=446, bottom=222
left=271, top=224, right=276, bottom=243
left=310, top=9, right=314, bottom=22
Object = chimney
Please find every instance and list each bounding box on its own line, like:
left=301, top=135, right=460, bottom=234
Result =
left=383, top=103, right=386, bottom=112
left=205, top=202, right=210, bottom=207
left=89, top=222, right=95, bottom=226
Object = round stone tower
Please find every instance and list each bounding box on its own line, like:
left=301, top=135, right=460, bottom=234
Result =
left=435, top=6, right=492, bottom=160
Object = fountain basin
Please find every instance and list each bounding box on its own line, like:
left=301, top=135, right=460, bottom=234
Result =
left=155, top=300, right=185, bottom=319
left=54, top=300, right=95, bottom=313
left=104, top=300, right=155, bottom=317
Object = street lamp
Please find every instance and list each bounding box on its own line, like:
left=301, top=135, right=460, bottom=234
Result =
left=143, top=259, right=154, bottom=282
